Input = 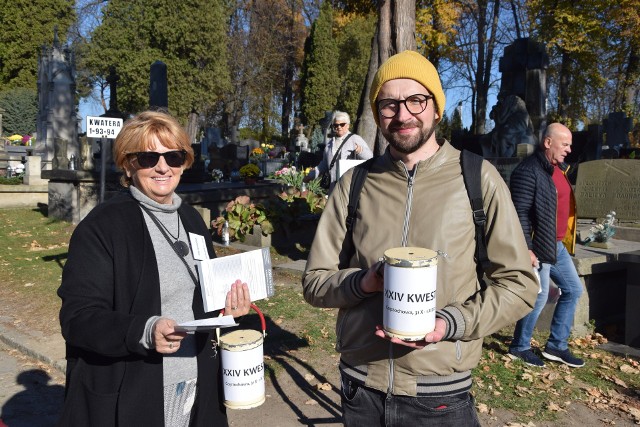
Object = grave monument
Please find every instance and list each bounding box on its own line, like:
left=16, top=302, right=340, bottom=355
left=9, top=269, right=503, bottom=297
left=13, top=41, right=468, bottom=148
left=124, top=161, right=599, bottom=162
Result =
left=35, top=27, right=79, bottom=171
left=574, top=159, right=639, bottom=222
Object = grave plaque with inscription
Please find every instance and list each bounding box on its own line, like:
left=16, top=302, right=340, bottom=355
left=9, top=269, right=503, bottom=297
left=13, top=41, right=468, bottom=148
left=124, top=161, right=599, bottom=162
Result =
left=575, top=159, right=639, bottom=221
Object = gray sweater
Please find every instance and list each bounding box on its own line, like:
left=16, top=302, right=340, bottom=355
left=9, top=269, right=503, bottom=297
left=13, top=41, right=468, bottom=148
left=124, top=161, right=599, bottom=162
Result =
left=131, top=186, right=198, bottom=386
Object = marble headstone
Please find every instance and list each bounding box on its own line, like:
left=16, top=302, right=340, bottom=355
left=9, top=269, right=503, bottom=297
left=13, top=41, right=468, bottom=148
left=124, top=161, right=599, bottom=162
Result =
left=575, top=159, right=639, bottom=221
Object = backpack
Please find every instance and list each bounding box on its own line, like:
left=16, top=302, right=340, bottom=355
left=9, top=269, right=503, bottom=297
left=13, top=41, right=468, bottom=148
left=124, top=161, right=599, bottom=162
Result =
left=346, top=150, right=490, bottom=278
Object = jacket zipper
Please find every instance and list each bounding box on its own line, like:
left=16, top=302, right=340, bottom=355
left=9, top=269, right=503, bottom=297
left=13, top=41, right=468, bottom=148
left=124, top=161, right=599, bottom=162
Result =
left=400, top=165, right=416, bottom=247
left=389, top=164, right=417, bottom=394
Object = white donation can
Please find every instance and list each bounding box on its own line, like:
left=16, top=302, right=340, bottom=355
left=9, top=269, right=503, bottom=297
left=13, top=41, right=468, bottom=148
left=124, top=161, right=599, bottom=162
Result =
left=383, top=247, right=438, bottom=341
left=219, top=329, right=265, bottom=409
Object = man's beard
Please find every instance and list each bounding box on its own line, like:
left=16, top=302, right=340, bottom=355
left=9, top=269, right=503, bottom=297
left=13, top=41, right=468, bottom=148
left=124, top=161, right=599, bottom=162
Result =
left=382, top=119, right=437, bottom=154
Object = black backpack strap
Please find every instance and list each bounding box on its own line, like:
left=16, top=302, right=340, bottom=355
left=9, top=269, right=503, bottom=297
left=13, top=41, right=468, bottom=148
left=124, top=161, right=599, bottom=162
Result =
left=460, top=150, right=490, bottom=272
left=346, top=158, right=375, bottom=233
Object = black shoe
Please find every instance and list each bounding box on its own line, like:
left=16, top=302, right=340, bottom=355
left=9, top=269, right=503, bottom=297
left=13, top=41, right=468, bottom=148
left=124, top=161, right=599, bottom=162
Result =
left=508, top=349, right=545, bottom=367
left=541, top=348, right=585, bottom=368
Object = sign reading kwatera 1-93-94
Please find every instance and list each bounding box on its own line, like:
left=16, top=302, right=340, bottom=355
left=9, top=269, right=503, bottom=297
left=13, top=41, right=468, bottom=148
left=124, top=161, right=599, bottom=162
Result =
left=86, top=116, right=123, bottom=139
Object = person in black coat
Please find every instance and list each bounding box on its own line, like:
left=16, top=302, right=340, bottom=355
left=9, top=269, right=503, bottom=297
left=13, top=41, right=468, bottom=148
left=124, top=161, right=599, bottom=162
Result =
left=57, top=111, right=251, bottom=426
left=508, top=123, right=584, bottom=369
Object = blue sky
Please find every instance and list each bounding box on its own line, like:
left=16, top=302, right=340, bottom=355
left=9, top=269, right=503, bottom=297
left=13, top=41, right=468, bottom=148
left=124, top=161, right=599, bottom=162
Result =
left=78, top=96, right=106, bottom=133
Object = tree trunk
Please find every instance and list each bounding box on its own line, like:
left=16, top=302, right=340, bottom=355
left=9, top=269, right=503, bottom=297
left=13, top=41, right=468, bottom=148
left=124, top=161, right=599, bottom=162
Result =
left=281, top=1, right=296, bottom=145
left=358, top=0, right=416, bottom=156
left=558, top=49, right=571, bottom=122
left=186, top=111, right=198, bottom=145
left=354, top=26, right=379, bottom=151
left=623, top=42, right=639, bottom=113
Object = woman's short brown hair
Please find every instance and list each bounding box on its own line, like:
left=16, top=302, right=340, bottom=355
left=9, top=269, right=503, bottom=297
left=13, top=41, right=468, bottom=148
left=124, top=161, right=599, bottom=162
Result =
left=113, top=111, right=194, bottom=187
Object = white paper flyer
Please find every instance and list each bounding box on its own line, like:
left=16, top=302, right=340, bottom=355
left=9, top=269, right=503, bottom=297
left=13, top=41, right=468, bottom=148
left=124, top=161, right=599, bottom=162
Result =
left=197, top=247, right=274, bottom=312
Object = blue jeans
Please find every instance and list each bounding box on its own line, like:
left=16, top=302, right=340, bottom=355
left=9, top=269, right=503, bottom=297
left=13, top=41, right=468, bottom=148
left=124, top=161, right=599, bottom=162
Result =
left=510, top=242, right=583, bottom=352
left=341, top=375, right=480, bottom=427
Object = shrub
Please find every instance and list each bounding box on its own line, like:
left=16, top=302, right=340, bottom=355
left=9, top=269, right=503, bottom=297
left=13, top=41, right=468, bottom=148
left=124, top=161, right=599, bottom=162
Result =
left=0, top=88, right=38, bottom=136
left=239, top=163, right=261, bottom=179
left=213, top=196, right=274, bottom=242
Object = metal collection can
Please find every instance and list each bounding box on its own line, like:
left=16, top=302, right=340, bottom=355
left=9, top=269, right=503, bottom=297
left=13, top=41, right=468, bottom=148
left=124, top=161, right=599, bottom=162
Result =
left=382, top=247, right=438, bottom=341
left=219, top=329, right=265, bottom=409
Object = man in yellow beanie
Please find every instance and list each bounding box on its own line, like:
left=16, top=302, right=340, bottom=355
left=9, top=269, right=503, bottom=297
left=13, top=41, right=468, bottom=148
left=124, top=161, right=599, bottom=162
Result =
left=303, top=50, right=537, bottom=426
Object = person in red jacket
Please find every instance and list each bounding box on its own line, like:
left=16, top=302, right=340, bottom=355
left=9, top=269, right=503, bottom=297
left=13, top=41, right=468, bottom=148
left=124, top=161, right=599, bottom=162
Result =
left=508, top=123, right=584, bottom=368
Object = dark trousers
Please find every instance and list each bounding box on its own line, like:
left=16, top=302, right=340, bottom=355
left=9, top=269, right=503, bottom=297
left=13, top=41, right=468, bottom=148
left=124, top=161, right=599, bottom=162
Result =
left=341, top=375, right=480, bottom=427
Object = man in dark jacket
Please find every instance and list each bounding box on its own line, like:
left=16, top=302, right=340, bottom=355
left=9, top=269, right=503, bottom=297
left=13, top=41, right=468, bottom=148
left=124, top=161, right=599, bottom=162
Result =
left=508, top=123, right=585, bottom=368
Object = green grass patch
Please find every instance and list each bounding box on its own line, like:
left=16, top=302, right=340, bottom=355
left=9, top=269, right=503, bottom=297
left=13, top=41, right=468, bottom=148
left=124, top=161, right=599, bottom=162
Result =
left=0, top=207, right=73, bottom=302
left=2, top=207, right=639, bottom=423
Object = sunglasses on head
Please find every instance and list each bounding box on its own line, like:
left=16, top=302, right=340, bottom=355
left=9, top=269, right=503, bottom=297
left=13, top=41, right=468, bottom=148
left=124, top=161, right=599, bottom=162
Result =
left=333, top=123, right=347, bottom=128
left=129, top=150, right=187, bottom=168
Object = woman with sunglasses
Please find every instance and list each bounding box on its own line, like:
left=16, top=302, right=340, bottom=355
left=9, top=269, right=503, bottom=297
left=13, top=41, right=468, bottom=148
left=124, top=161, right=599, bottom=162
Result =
left=57, top=111, right=251, bottom=427
left=304, top=111, right=373, bottom=194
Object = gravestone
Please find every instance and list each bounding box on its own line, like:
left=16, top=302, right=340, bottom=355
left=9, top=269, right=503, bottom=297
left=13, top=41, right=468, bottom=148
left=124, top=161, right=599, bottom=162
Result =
left=24, top=156, right=48, bottom=185
left=603, top=112, right=633, bottom=149
left=36, top=28, right=78, bottom=170
left=498, top=37, right=549, bottom=140
left=484, top=94, right=537, bottom=157
left=486, top=157, right=522, bottom=188
left=206, top=128, right=222, bottom=148
left=150, top=61, right=168, bottom=110
left=0, top=138, right=6, bottom=176
left=295, top=125, right=309, bottom=152
left=574, top=159, right=640, bottom=221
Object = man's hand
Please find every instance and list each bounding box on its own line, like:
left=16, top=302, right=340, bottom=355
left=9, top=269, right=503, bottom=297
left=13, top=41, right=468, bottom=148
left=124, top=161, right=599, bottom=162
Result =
left=529, top=250, right=539, bottom=268
left=360, top=261, right=384, bottom=294
left=374, top=318, right=446, bottom=349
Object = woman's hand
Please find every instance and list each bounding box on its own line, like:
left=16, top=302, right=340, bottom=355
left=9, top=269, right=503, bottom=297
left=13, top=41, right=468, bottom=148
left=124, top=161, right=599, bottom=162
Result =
left=225, top=280, right=251, bottom=317
left=374, top=318, right=446, bottom=349
left=153, top=317, right=187, bottom=354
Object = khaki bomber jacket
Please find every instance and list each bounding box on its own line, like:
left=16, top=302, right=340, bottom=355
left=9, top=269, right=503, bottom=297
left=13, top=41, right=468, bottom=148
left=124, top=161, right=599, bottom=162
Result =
left=302, top=140, right=538, bottom=396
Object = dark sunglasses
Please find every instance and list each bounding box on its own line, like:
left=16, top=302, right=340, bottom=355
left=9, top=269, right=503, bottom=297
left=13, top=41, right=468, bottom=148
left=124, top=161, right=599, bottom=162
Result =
left=129, top=150, right=187, bottom=168
left=333, top=123, right=347, bottom=128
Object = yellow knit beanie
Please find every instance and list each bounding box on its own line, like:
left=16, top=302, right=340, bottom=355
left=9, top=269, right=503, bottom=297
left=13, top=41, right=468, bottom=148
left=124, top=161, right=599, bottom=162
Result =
left=369, top=50, right=445, bottom=125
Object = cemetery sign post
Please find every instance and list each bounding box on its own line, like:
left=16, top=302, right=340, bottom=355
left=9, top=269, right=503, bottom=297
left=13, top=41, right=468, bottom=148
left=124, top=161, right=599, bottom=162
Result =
left=87, top=116, right=123, bottom=202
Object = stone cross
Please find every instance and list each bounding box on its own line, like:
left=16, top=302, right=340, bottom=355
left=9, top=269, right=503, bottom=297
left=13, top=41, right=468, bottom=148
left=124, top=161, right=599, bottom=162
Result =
left=106, top=66, right=120, bottom=115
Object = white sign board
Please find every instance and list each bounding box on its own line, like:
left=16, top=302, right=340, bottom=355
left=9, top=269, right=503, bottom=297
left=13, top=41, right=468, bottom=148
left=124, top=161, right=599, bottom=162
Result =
left=337, top=159, right=366, bottom=178
left=86, top=116, right=123, bottom=139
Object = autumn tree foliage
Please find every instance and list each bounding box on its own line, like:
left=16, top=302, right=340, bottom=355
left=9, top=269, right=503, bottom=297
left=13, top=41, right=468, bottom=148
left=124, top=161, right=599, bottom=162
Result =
left=224, top=0, right=307, bottom=144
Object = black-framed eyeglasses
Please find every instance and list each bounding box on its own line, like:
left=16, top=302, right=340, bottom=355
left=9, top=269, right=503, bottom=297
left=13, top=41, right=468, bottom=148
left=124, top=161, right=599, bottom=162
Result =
left=333, top=122, right=347, bottom=129
left=377, top=94, right=434, bottom=118
left=128, top=150, right=187, bottom=168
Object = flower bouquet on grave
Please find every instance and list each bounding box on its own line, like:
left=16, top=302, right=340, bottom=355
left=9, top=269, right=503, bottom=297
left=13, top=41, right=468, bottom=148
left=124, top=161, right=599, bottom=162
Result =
left=272, top=165, right=304, bottom=190
left=211, top=168, right=224, bottom=183
left=583, top=211, right=616, bottom=248
left=250, top=147, right=265, bottom=162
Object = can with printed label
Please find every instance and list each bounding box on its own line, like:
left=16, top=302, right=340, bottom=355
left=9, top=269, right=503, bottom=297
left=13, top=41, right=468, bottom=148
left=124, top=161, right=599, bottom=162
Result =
left=383, top=247, right=438, bottom=341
